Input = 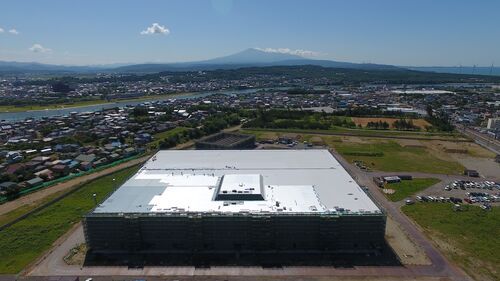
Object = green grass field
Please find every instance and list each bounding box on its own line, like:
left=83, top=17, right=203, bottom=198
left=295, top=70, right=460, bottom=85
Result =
left=0, top=189, right=69, bottom=228
left=331, top=141, right=464, bottom=174
left=385, top=178, right=440, bottom=202
left=0, top=166, right=139, bottom=274
left=403, top=204, right=500, bottom=281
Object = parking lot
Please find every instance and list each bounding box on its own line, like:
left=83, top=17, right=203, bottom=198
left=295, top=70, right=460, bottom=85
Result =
left=410, top=179, right=500, bottom=210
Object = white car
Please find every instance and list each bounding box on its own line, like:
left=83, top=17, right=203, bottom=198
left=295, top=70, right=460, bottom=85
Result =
left=405, top=199, right=414, bottom=205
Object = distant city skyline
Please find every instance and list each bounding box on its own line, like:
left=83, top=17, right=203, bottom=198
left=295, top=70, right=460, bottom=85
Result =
left=0, top=0, right=499, bottom=66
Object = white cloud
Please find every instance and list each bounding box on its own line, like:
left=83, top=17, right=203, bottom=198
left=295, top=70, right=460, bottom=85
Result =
left=8, top=29, right=19, bottom=35
left=29, top=43, right=52, bottom=53
left=140, top=23, right=170, bottom=35
left=0, top=27, right=4, bottom=33
left=255, top=47, right=319, bottom=57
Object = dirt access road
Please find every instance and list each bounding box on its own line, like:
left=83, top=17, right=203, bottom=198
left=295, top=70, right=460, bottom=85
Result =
left=0, top=155, right=150, bottom=216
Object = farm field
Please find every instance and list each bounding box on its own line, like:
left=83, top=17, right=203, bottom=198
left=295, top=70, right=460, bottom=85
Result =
left=384, top=178, right=441, bottom=202
left=0, top=166, right=139, bottom=274
left=402, top=204, right=500, bottom=281
left=351, top=117, right=432, bottom=130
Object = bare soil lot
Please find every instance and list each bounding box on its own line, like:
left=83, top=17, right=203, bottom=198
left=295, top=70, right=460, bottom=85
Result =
left=450, top=154, right=500, bottom=178
left=385, top=216, right=430, bottom=265
left=352, top=117, right=431, bottom=130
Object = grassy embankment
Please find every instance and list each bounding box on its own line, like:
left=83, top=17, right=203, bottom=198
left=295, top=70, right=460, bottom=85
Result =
left=0, top=166, right=139, bottom=274
left=403, top=204, right=499, bottom=281
left=0, top=100, right=110, bottom=112
left=0, top=92, right=192, bottom=113
left=0, top=189, right=69, bottom=227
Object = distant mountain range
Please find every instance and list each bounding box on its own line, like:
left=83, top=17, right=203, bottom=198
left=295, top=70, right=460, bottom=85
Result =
left=0, top=61, right=107, bottom=74
left=1, top=48, right=499, bottom=76
left=111, top=48, right=400, bottom=73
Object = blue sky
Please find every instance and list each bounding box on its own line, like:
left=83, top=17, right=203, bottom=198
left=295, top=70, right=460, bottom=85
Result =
left=0, top=0, right=499, bottom=66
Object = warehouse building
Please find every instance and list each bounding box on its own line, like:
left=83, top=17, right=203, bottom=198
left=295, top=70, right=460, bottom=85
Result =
left=84, top=150, right=387, bottom=265
left=195, top=132, right=255, bottom=149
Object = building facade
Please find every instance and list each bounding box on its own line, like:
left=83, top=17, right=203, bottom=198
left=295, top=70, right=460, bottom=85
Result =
left=84, top=150, right=386, bottom=264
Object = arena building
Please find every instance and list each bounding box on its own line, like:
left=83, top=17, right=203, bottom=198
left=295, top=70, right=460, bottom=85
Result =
left=84, top=150, right=387, bottom=265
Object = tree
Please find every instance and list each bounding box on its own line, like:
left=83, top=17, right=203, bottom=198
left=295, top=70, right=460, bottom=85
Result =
left=132, top=106, right=149, bottom=117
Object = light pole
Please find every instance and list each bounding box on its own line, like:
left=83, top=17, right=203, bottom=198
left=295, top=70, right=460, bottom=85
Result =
left=92, top=193, right=97, bottom=206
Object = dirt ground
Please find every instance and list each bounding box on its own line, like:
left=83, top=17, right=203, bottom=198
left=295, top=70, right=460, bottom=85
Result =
left=385, top=216, right=431, bottom=265
left=450, top=154, right=500, bottom=178
left=351, top=117, right=431, bottom=130
left=338, top=136, right=374, bottom=144
left=0, top=156, right=149, bottom=216
left=426, top=140, right=495, bottom=158
left=63, top=243, right=86, bottom=266
left=397, top=139, right=425, bottom=147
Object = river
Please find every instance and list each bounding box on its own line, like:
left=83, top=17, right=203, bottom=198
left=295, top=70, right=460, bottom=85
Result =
left=0, top=88, right=273, bottom=121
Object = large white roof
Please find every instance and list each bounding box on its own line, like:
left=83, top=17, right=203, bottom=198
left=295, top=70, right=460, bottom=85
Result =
left=93, top=150, right=381, bottom=215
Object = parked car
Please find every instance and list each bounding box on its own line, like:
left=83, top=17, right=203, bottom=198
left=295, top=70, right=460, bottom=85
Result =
left=405, top=198, right=415, bottom=205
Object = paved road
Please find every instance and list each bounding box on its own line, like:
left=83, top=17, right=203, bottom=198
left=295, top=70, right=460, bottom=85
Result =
left=457, top=125, right=500, bottom=155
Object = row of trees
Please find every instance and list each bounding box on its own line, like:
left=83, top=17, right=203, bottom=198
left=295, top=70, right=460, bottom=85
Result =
left=425, top=106, right=454, bottom=132
left=332, top=107, right=419, bottom=118
left=157, top=111, right=242, bottom=149
left=366, top=121, right=390, bottom=130
left=393, top=119, right=419, bottom=130
left=243, top=109, right=356, bottom=130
